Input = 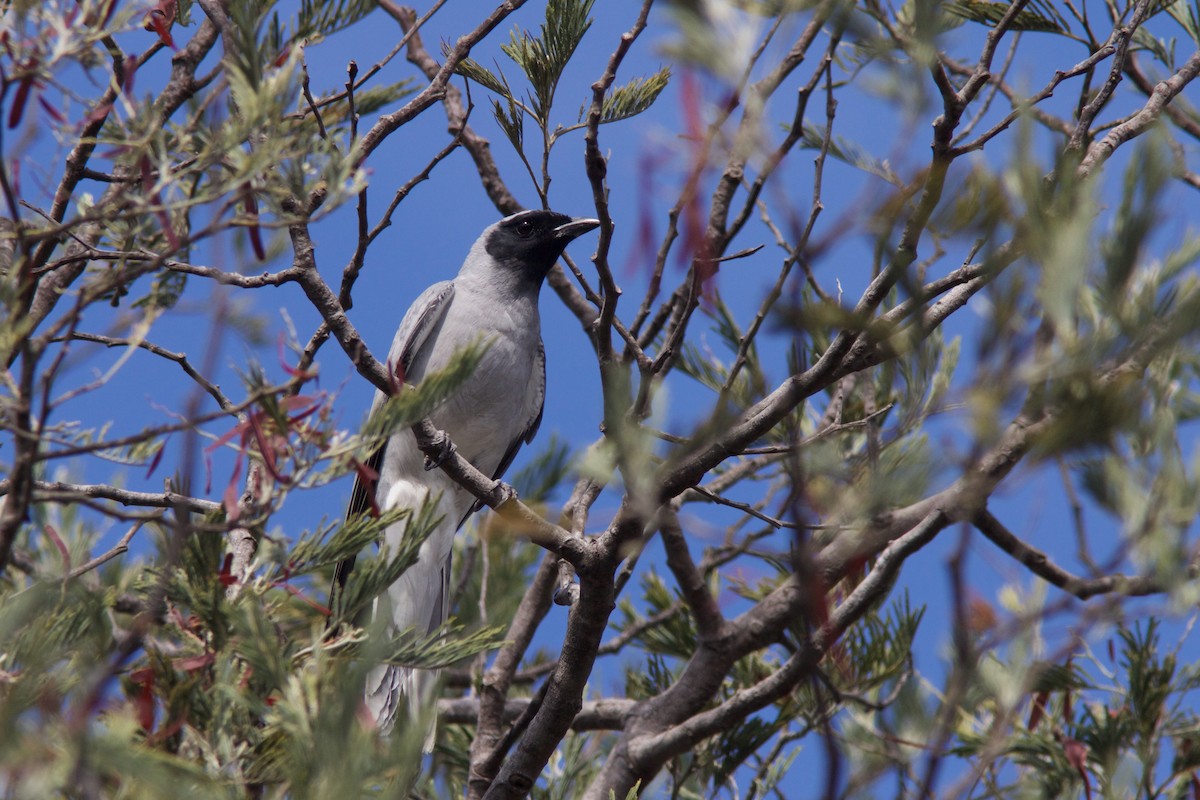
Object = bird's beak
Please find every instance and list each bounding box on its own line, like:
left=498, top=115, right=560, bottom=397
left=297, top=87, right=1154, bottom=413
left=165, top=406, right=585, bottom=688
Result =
left=553, top=217, right=601, bottom=241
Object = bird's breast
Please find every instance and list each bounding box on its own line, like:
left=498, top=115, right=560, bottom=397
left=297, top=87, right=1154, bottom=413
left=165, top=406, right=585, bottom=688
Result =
left=433, top=334, right=533, bottom=463
left=419, top=293, right=541, bottom=471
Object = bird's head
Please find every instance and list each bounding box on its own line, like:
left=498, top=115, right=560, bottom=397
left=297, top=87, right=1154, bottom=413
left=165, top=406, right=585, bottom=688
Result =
left=476, top=209, right=600, bottom=287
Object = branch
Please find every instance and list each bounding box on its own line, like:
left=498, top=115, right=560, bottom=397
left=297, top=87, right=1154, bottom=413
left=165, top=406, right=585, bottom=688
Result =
left=284, top=203, right=390, bottom=394
left=812, top=303, right=1188, bottom=584
left=684, top=485, right=798, bottom=530
left=1124, top=53, right=1200, bottom=143
left=68, top=521, right=146, bottom=579
left=298, top=111, right=468, bottom=377
left=721, top=54, right=836, bottom=396
left=948, top=43, right=1120, bottom=157
left=356, top=1, right=530, bottom=161
left=953, top=0, right=1034, bottom=109
left=0, top=480, right=220, bottom=516
left=410, top=420, right=585, bottom=564
left=164, top=257, right=300, bottom=288
left=659, top=509, right=724, bottom=640
left=973, top=510, right=1183, bottom=599
left=391, top=5, right=522, bottom=215
left=448, top=597, right=689, bottom=692
left=814, top=412, right=1049, bottom=583
left=224, top=459, right=274, bottom=599
left=24, top=22, right=219, bottom=332
left=712, top=10, right=833, bottom=246
left=483, top=505, right=646, bottom=799
left=1077, top=48, right=1200, bottom=178
left=469, top=553, right=559, bottom=799
left=582, top=0, right=654, bottom=365
left=441, top=696, right=635, bottom=731
left=0, top=353, right=40, bottom=573
left=659, top=77, right=965, bottom=500
left=59, top=332, right=234, bottom=412
left=30, top=376, right=305, bottom=463
left=595, top=513, right=950, bottom=800
left=1068, top=0, right=1155, bottom=153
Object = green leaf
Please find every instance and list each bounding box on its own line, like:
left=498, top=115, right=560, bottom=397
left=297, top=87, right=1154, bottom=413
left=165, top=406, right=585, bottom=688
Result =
left=500, top=0, right=595, bottom=123
left=945, top=0, right=1066, bottom=33
left=541, top=0, right=596, bottom=77
left=96, top=436, right=165, bottom=467
left=456, top=57, right=511, bottom=97
left=599, top=67, right=671, bottom=125
left=1029, top=660, right=1091, bottom=693
left=355, top=339, right=489, bottom=456
left=1131, top=25, right=1173, bottom=66
left=1164, top=0, right=1200, bottom=46
left=613, top=570, right=695, bottom=660
left=329, top=497, right=445, bottom=623
left=276, top=507, right=409, bottom=578
left=374, top=621, right=507, bottom=671
left=924, top=334, right=960, bottom=414
left=509, top=434, right=572, bottom=502
left=501, top=33, right=553, bottom=123
left=798, top=122, right=902, bottom=185
left=611, top=782, right=642, bottom=800
left=297, top=0, right=377, bottom=40
left=1101, top=133, right=1170, bottom=306
left=132, top=270, right=187, bottom=311
left=492, top=96, right=525, bottom=153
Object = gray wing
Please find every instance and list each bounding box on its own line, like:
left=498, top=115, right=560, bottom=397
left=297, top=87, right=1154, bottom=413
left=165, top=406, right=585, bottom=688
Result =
left=462, top=337, right=545, bottom=524
left=385, top=281, right=456, bottom=381
left=330, top=281, right=457, bottom=615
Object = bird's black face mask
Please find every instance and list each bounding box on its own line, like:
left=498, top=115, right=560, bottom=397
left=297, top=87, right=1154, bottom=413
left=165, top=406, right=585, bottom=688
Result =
left=484, top=209, right=599, bottom=284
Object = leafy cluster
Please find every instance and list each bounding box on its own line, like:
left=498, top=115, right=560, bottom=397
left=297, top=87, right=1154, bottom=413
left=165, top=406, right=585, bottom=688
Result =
left=454, top=0, right=669, bottom=204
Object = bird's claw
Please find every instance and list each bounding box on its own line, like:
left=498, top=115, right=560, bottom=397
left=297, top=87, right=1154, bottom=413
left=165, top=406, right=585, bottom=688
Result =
left=422, top=433, right=457, bottom=471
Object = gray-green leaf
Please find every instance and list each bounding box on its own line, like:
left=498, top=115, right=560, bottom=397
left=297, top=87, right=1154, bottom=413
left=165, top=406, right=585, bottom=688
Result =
left=599, top=67, right=671, bottom=125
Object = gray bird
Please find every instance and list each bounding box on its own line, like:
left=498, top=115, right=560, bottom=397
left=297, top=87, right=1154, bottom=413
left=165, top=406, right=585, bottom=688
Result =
left=331, top=209, right=599, bottom=735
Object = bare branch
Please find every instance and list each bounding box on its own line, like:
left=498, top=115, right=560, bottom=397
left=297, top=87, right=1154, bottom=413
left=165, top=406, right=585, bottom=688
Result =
left=973, top=510, right=1185, bottom=599
left=582, top=0, right=654, bottom=365
left=660, top=509, right=724, bottom=640
left=1, top=480, right=220, bottom=516
left=68, top=522, right=147, bottom=579
left=469, top=554, right=559, bottom=799
left=1078, top=48, right=1200, bottom=178
left=59, top=332, right=234, bottom=412
left=357, top=1, right=531, bottom=161
left=442, top=696, right=635, bottom=731
left=1068, top=0, right=1155, bottom=153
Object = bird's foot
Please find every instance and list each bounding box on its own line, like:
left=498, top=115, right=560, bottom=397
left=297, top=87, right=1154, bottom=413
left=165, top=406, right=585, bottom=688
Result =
left=422, top=431, right=457, bottom=471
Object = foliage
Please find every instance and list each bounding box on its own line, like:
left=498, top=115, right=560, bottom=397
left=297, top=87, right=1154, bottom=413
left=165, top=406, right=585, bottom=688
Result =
left=2, top=0, right=1200, bottom=798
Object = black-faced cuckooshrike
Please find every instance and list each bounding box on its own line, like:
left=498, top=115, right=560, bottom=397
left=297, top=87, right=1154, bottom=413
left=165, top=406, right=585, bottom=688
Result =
left=332, top=209, right=599, bottom=735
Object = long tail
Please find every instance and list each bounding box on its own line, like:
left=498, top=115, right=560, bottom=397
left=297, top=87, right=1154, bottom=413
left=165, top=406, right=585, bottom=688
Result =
left=363, top=478, right=458, bottom=744
left=363, top=656, right=441, bottom=738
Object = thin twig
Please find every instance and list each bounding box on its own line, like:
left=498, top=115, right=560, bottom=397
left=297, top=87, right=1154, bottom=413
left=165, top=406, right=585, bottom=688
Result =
left=974, top=510, right=1182, bottom=599
left=58, top=331, right=234, bottom=412
left=68, top=522, right=148, bottom=579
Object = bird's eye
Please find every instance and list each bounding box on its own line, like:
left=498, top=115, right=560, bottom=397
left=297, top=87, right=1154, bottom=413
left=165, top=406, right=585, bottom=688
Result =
left=515, top=219, right=535, bottom=237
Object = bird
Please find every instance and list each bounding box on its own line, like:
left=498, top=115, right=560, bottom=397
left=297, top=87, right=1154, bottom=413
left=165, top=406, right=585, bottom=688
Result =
left=330, top=209, right=600, bottom=736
